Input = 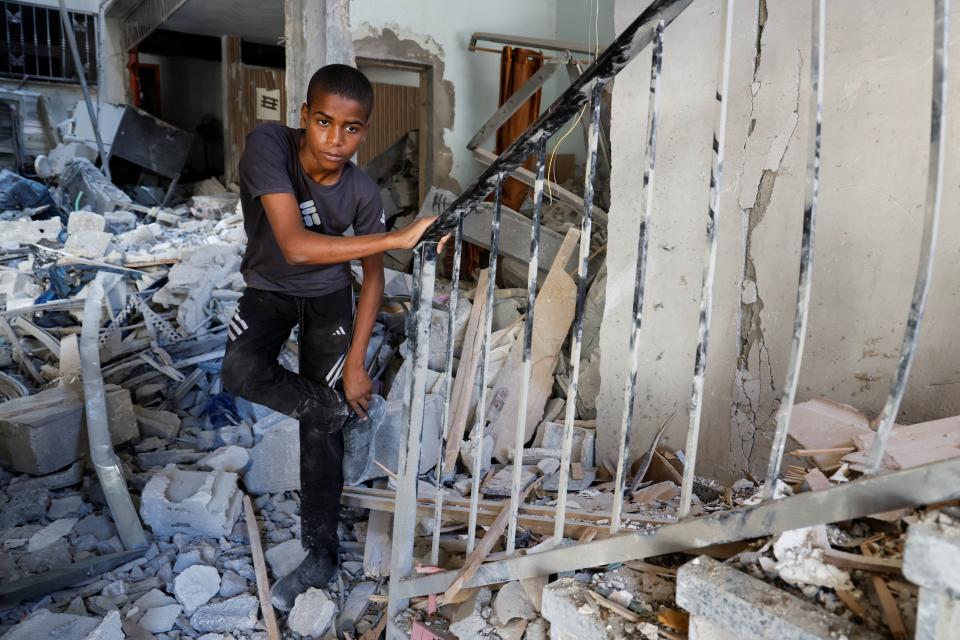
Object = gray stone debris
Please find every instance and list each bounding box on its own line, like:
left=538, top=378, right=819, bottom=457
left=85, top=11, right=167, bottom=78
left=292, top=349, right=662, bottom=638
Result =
left=218, top=569, right=248, bottom=597
left=47, top=495, right=85, bottom=519
left=265, top=538, right=308, bottom=579
left=198, top=445, right=250, bottom=472
left=243, top=416, right=299, bottom=495
left=494, top=580, right=537, bottom=623
left=27, top=517, right=78, bottom=552
left=138, top=603, right=182, bottom=633
left=189, top=594, right=259, bottom=633
left=336, top=580, right=377, bottom=635
left=450, top=587, right=495, bottom=639
left=0, top=608, right=122, bottom=640
left=140, top=464, right=242, bottom=538
left=288, top=587, right=337, bottom=637
left=174, top=564, right=221, bottom=613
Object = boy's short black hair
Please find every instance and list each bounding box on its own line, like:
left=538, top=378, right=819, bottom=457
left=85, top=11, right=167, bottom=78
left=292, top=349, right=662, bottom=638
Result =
left=306, top=64, right=374, bottom=119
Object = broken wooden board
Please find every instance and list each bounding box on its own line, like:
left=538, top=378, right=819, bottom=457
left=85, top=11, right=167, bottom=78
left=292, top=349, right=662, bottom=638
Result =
left=442, top=269, right=490, bottom=478
left=488, top=228, right=580, bottom=463
left=786, top=398, right=876, bottom=469
left=842, top=414, right=960, bottom=472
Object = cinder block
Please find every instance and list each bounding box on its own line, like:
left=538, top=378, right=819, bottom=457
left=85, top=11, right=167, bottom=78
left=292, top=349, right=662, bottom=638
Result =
left=676, top=556, right=877, bottom=640
left=541, top=578, right=629, bottom=640
left=0, top=387, right=83, bottom=475
left=140, top=464, right=242, bottom=538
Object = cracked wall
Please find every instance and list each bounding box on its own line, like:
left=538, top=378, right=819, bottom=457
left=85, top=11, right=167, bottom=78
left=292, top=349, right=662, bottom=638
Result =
left=597, top=0, right=960, bottom=481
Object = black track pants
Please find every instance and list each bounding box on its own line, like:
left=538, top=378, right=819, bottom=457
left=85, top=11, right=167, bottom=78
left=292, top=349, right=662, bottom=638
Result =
left=222, top=286, right=353, bottom=560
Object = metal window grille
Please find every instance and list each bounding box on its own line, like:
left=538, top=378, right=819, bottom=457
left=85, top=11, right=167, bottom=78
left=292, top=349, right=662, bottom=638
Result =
left=0, top=1, right=97, bottom=84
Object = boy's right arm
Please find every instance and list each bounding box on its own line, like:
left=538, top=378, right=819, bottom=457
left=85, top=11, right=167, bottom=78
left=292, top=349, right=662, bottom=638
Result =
left=262, top=192, right=435, bottom=266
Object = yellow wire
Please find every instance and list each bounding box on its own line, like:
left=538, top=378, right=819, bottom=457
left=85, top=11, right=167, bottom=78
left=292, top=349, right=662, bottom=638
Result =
left=545, top=0, right=601, bottom=204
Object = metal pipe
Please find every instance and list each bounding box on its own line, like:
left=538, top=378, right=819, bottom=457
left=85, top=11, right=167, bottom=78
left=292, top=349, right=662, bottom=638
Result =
left=80, top=273, right=146, bottom=549
left=466, top=178, right=503, bottom=553
left=762, top=0, right=825, bottom=499
left=554, top=83, right=603, bottom=543
left=678, top=0, right=735, bottom=519
left=58, top=0, right=109, bottom=179
left=507, top=135, right=548, bottom=553
left=865, top=0, right=950, bottom=474
left=611, top=21, right=664, bottom=533
left=386, top=243, right=438, bottom=627
left=430, top=216, right=464, bottom=565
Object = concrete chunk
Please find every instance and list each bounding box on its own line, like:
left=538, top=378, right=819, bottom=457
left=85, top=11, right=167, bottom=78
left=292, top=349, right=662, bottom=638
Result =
left=244, top=417, right=299, bottom=495
left=27, top=517, right=78, bottom=552
left=495, top=580, right=537, bottom=622
left=174, top=564, right=221, bottom=613
left=0, top=608, right=121, bottom=640
left=288, top=588, right=336, bottom=637
left=134, top=405, right=181, bottom=439
left=64, top=230, right=113, bottom=259
left=265, top=538, right=308, bottom=579
left=542, top=578, right=628, bottom=639
left=199, top=445, right=250, bottom=472
left=676, top=556, right=876, bottom=640
left=189, top=594, right=259, bottom=632
left=140, top=464, right=242, bottom=538
left=139, top=604, right=182, bottom=633
left=66, top=211, right=106, bottom=234
left=904, top=520, right=960, bottom=593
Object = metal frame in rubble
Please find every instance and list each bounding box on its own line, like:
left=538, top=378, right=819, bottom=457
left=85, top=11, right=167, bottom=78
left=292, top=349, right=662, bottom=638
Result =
left=384, top=0, right=951, bottom=635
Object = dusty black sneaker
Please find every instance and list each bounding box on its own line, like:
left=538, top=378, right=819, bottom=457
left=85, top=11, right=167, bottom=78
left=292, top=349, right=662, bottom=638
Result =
left=341, top=395, right=386, bottom=485
left=270, top=550, right=339, bottom=611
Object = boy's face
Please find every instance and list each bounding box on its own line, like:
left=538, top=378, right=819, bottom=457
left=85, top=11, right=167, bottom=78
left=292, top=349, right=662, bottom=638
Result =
left=299, top=93, right=369, bottom=174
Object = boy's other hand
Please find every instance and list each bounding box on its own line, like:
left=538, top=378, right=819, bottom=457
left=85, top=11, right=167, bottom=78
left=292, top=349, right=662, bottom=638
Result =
left=343, top=361, right=373, bottom=420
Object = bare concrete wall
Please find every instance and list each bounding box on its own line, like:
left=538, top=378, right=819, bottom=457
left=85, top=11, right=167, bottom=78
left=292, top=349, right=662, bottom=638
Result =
left=597, top=0, right=960, bottom=482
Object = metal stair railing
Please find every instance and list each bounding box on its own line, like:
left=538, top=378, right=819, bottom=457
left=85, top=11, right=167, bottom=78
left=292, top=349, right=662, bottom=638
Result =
left=384, top=0, right=952, bottom=635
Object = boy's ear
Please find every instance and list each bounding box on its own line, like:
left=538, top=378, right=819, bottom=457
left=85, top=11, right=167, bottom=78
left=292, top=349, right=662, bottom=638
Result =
left=299, top=103, right=309, bottom=128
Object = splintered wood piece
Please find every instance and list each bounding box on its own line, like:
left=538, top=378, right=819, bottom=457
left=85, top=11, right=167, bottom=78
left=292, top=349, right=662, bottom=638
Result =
left=656, top=608, right=690, bottom=632
left=836, top=590, right=866, bottom=619
left=624, top=560, right=677, bottom=577
left=442, top=479, right=542, bottom=604
left=242, top=494, right=281, bottom=640
left=822, top=548, right=902, bottom=575
left=861, top=543, right=907, bottom=640
left=578, top=527, right=598, bottom=543
left=360, top=613, right=387, bottom=640
left=443, top=269, right=490, bottom=477
left=586, top=589, right=639, bottom=623
left=571, top=462, right=584, bottom=481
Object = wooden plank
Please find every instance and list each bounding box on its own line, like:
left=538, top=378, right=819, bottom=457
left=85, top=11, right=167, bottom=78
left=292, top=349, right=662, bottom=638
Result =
left=861, top=543, right=906, bottom=640
left=243, top=494, right=281, bottom=640
left=844, top=415, right=960, bottom=471
left=442, top=479, right=542, bottom=604
left=363, top=481, right=393, bottom=578
left=836, top=589, right=866, bottom=619
left=786, top=398, right=874, bottom=469
left=823, top=547, right=902, bottom=576
left=0, top=315, right=44, bottom=384
left=442, top=269, right=490, bottom=477
left=488, top=228, right=580, bottom=462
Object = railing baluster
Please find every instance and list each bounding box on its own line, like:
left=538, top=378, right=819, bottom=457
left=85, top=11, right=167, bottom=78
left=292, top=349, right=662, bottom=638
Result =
left=386, top=242, right=438, bottom=628
left=865, top=0, right=949, bottom=474
left=611, top=21, right=664, bottom=534
left=506, top=135, right=548, bottom=554
left=554, top=82, right=603, bottom=543
left=678, top=0, right=734, bottom=519
left=762, top=0, right=825, bottom=500
left=466, top=177, right=503, bottom=553
left=430, top=216, right=464, bottom=565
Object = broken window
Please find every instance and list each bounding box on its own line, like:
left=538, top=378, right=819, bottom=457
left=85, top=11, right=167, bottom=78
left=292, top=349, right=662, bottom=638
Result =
left=0, top=1, right=97, bottom=84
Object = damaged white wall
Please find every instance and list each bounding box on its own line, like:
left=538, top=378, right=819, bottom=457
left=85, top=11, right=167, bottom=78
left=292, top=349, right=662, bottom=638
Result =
left=350, top=0, right=580, bottom=189
left=596, top=0, right=960, bottom=482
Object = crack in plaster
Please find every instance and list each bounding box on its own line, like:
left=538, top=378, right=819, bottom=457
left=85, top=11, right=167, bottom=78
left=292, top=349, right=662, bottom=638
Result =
left=730, top=2, right=803, bottom=473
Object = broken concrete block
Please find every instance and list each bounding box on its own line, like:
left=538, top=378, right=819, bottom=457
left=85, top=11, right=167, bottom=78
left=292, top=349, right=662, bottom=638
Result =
left=676, top=556, right=873, bottom=640
left=537, top=458, right=560, bottom=476
left=265, top=538, right=308, bottom=579
left=132, top=588, right=177, bottom=612
left=449, top=587, right=495, bottom=639
left=74, top=514, right=116, bottom=541
left=482, top=465, right=538, bottom=497
left=64, top=229, right=113, bottom=259
left=189, top=594, right=259, bottom=633
left=288, top=588, right=336, bottom=637
left=27, top=517, right=78, bottom=552
left=139, top=604, right=182, bottom=633
left=495, top=580, right=537, bottom=623
left=104, top=384, right=138, bottom=445
left=59, top=157, right=132, bottom=212
left=199, top=445, right=250, bottom=472
left=219, top=569, right=248, bottom=597
left=140, top=464, right=242, bottom=538
left=244, top=417, right=299, bottom=495
left=0, top=386, right=83, bottom=475
left=47, top=495, right=85, bottom=519
left=0, top=608, right=116, bottom=640
left=0, top=218, right=62, bottom=245
left=174, top=564, right=221, bottom=613
left=543, top=467, right=597, bottom=492
left=904, top=520, right=960, bottom=640
left=461, top=434, right=494, bottom=479
left=542, top=577, right=630, bottom=639
left=540, top=421, right=595, bottom=467
left=66, top=211, right=106, bottom=234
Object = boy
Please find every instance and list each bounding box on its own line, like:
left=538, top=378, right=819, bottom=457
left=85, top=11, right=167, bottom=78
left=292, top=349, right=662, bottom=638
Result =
left=222, top=64, right=435, bottom=610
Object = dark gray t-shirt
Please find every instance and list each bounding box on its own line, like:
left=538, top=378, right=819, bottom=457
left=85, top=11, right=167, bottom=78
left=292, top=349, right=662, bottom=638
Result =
left=238, top=123, right=385, bottom=297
